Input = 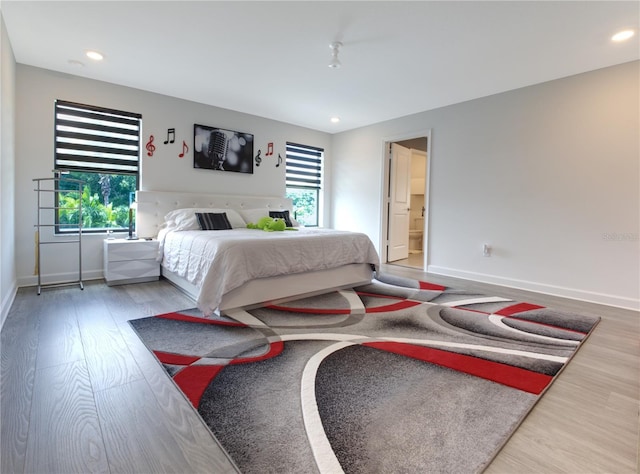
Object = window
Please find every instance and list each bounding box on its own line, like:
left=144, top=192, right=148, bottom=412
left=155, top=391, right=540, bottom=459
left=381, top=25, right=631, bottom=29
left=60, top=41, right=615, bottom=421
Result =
left=54, top=100, right=141, bottom=233
left=285, top=142, right=324, bottom=227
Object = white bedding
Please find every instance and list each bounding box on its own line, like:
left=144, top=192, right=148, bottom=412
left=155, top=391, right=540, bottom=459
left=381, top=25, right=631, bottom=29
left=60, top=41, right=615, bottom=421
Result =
left=159, top=227, right=380, bottom=315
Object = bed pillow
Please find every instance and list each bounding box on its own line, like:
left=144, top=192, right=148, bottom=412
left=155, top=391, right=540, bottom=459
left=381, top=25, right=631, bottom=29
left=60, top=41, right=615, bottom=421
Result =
left=196, top=212, right=232, bottom=230
left=238, top=208, right=269, bottom=225
left=164, top=208, right=246, bottom=230
left=269, top=210, right=293, bottom=227
left=240, top=208, right=299, bottom=227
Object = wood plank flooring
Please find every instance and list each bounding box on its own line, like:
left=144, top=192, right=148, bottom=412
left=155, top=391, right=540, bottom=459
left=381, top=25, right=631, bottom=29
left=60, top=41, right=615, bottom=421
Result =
left=1, top=266, right=638, bottom=473
left=1, top=280, right=238, bottom=474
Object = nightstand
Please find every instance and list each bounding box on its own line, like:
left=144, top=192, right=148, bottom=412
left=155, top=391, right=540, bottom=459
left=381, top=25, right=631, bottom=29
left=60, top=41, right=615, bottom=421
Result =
left=103, top=238, right=160, bottom=286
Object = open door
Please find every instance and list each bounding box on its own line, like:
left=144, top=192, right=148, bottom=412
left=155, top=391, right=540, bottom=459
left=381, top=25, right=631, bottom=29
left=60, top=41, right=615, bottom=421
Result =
left=387, top=143, right=411, bottom=261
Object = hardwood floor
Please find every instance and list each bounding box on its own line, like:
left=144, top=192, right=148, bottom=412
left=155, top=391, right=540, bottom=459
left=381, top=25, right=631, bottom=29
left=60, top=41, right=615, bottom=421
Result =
left=2, top=280, right=238, bottom=474
left=1, top=268, right=638, bottom=473
left=388, top=252, right=424, bottom=269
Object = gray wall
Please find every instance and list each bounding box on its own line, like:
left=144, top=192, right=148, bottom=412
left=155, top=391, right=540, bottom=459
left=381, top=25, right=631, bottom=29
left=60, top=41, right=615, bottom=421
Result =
left=14, top=65, right=332, bottom=289
left=332, top=61, right=639, bottom=310
left=1, top=13, right=17, bottom=326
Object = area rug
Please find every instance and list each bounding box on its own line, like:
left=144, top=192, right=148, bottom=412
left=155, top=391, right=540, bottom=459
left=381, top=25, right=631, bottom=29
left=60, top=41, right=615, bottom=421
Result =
left=129, top=274, right=600, bottom=473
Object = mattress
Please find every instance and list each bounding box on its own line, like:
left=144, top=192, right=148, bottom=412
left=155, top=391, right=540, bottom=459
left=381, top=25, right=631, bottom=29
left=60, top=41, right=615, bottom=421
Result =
left=159, top=227, right=380, bottom=315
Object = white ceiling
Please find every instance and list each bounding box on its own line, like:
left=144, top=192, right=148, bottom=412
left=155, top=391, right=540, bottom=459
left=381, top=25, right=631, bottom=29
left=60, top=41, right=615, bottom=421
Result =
left=2, top=1, right=638, bottom=133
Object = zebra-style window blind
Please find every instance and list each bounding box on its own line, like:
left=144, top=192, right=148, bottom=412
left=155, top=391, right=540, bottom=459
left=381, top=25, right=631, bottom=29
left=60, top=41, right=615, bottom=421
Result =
left=54, top=100, right=141, bottom=176
left=285, top=142, right=323, bottom=189
left=285, top=142, right=323, bottom=226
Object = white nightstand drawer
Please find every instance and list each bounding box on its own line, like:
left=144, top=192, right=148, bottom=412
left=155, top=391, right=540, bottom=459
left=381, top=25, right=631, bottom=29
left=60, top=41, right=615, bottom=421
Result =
left=106, top=240, right=158, bottom=261
left=106, top=259, right=160, bottom=284
left=104, top=239, right=160, bottom=285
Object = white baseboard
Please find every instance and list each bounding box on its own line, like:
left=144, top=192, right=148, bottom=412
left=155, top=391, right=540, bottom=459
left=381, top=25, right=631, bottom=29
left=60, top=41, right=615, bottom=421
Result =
left=1, top=281, right=18, bottom=331
left=17, top=269, right=104, bottom=289
left=14, top=266, right=640, bottom=312
left=427, top=265, right=640, bottom=311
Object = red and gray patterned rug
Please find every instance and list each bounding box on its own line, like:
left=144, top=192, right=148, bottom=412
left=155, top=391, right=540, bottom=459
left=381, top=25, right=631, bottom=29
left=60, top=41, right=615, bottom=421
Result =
left=129, top=274, right=600, bottom=473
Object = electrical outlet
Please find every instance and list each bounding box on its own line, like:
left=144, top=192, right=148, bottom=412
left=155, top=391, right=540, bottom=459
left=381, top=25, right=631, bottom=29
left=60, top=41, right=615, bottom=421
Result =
left=483, top=244, right=491, bottom=257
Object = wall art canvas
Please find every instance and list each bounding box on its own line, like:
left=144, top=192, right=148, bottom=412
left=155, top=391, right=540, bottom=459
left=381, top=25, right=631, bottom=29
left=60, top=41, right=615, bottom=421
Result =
left=193, top=124, right=254, bottom=174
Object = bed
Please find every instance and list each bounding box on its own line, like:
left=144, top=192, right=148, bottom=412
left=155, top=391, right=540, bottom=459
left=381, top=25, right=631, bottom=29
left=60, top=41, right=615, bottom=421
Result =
left=136, top=191, right=380, bottom=315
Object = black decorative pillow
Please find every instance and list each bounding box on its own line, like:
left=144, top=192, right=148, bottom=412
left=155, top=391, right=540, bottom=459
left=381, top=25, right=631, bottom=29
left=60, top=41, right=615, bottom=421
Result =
left=196, top=212, right=232, bottom=230
left=269, top=210, right=293, bottom=227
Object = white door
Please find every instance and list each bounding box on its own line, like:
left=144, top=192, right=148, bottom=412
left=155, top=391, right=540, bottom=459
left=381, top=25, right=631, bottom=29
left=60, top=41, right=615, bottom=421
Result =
left=387, top=143, right=411, bottom=261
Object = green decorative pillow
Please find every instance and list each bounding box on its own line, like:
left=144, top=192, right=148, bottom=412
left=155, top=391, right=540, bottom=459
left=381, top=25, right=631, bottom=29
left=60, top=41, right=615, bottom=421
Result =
left=246, top=216, right=298, bottom=232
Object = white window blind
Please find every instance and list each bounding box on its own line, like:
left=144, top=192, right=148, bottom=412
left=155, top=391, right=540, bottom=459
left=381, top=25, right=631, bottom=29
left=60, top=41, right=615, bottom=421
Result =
left=285, top=142, right=323, bottom=189
left=54, top=100, right=141, bottom=175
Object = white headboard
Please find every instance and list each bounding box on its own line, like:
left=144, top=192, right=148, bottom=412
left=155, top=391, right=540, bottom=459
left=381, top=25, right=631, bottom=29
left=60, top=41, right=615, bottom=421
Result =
left=135, top=190, right=293, bottom=238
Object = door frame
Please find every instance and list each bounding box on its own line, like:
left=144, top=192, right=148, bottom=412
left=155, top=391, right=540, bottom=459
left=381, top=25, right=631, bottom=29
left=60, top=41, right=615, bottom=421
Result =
left=380, top=129, right=432, bottom=270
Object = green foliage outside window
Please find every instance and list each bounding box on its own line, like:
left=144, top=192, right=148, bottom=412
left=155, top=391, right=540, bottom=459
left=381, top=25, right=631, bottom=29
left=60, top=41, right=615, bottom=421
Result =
left=57, top=172, right=136, bottom=231
left=286, top=188, right=318, bottom=227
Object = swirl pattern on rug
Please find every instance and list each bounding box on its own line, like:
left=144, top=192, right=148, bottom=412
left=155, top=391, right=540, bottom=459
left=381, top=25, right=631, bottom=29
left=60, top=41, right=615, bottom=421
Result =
left=130, top=274, right=600, bottom=474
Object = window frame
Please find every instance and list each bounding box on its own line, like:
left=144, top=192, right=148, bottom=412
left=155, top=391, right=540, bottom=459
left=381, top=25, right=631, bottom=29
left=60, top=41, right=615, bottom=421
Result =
left=285, top=142, right=324, bottom=227
left=53, top=100, right=142, bottom=234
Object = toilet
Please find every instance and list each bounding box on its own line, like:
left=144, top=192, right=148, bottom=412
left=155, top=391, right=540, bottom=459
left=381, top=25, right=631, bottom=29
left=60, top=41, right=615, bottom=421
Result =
left=409, top=217, right=424, bottom=253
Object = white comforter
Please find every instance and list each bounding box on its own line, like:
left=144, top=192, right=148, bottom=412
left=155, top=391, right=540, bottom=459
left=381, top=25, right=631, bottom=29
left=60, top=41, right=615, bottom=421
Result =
left=159, top=227, right=380, bottom=314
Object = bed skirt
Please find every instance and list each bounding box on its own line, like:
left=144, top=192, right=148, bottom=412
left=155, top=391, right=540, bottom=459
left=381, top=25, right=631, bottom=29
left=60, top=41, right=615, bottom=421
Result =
left=161, top=263, right=374, bottom=314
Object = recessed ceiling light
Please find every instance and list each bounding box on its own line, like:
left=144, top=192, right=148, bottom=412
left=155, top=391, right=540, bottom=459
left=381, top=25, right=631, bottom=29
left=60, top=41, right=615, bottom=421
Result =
left=611, top=29, right=635, bottom=42
left=330, top=117, right=341, bottom=123
left=68, top=59, right=85, bottom=68
left=86, top=50, right=104, bottom=61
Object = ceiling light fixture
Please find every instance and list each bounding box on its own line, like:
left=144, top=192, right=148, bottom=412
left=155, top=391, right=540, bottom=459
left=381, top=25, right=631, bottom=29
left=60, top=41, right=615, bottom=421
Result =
left=86, top=50, right=104, bottom=61
left=328, top=42, right=342, bottom=69
left=330, top=116, right=340, bottom=123
left=611, top=29, right=635, bottom=42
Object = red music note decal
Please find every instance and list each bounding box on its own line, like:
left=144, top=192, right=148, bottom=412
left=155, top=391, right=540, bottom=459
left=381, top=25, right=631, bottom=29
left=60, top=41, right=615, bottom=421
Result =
left=146, top=135, right=156, bottom=157
left=178, top=140, right=189, bottom=158
left=164, top=128, right=175, bottom=144
left=266, top=142, right=274, bottom=156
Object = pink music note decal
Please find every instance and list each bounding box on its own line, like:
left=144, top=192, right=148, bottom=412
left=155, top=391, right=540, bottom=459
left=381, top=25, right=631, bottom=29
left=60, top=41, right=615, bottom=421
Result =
left=146, top=135, right=156, bottom=157
left=266, top=142, right=274, bottom=156
left=178, top=140, right=189, bottom=158
left=164, top=128, right=175, bottom=144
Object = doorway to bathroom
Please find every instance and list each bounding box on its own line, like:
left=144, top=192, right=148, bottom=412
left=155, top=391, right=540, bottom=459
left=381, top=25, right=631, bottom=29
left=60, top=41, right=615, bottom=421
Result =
left=383, top=132, right=430, bottom=270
